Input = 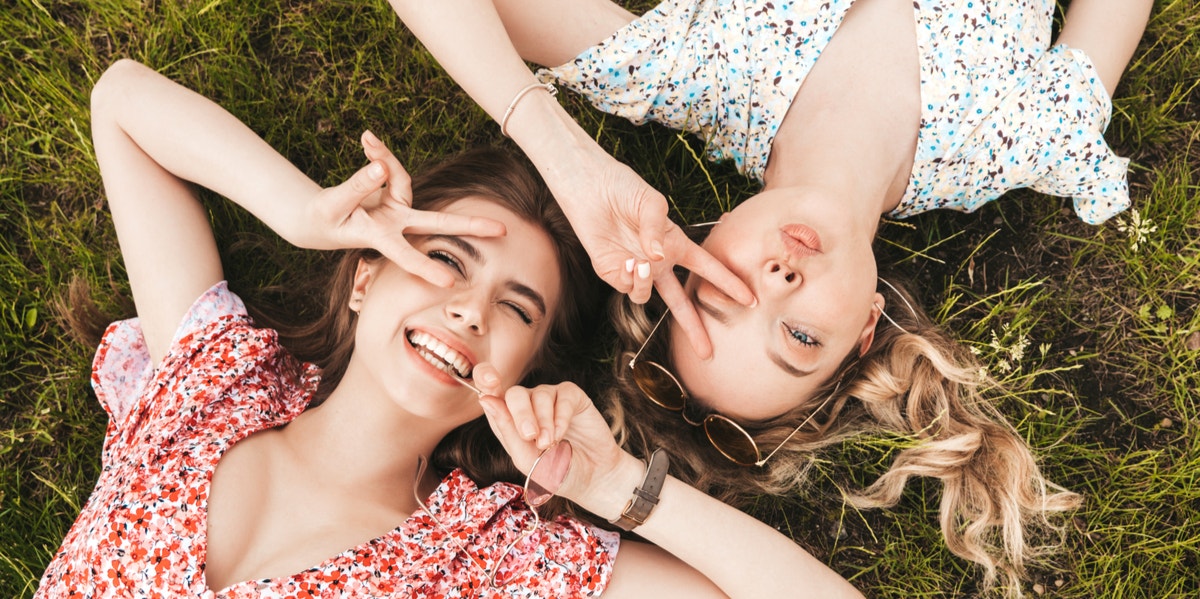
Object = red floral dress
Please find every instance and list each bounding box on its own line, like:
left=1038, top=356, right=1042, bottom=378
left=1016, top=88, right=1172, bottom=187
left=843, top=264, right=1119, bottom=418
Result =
left=36, top=282, right=618, bottom=598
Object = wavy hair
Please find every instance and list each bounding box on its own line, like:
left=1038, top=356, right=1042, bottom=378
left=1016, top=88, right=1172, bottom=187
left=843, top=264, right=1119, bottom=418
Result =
left=62, top=147, right=605, bottom=520
left=604, top=277, right=1079, bottom=597
left=279, top=147, right=605, bottom=518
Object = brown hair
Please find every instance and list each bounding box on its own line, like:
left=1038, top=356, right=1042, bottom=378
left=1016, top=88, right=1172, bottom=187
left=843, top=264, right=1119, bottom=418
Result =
left=604, top=277, right=1079, bottom=597
left=277, top=148, right=604, bottom=513
left=62, top=147, right=605, bottom=519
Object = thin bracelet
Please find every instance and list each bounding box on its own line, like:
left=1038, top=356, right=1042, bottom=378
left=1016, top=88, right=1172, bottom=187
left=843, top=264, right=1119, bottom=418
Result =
left=499, top=81, right=557, bottom=138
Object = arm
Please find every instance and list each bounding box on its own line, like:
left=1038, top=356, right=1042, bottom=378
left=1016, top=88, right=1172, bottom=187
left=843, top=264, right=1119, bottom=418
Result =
left=1056, top=0, right=1154, bottom=96
left=90, top=59, right=501, bottom=361
left=473, top=373, right=863, bottom=598
left=386, top=0, right=756, bottom=358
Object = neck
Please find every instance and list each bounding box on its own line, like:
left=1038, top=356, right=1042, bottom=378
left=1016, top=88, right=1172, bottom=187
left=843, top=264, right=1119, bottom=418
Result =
left=278, top=364, right=460, bottom=501
left=763, top=140, right=902, bottom=219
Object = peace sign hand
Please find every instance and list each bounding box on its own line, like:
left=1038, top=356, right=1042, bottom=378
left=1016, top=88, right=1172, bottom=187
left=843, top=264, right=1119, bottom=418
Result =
left=297, top=130, right=506, bottom=287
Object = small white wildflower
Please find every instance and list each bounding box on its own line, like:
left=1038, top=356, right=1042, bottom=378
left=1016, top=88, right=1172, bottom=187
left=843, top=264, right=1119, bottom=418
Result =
left=1008, top=334, right=1030, bottom=364
left=1115, top=208, right=1158, bottom=252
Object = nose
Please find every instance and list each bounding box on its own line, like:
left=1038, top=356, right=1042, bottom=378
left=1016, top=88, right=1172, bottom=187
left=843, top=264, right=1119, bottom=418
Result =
left=762, top=259, right=801, bottom=293
left=444, top=293, right=487, bottom=335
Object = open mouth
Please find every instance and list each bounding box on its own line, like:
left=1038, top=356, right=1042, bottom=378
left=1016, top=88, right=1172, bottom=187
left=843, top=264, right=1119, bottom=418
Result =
left=406, top=330, right=473, bottom=379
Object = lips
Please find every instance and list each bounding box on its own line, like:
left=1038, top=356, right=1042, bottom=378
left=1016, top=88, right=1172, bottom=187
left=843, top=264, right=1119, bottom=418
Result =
left=405, top=329, right=476, bottom=379
left=780, top=224, right=823, bottom=258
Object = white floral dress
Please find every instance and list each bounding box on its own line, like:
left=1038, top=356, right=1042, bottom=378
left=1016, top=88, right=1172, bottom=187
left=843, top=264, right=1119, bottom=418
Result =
left=539, top=0, right=1130, bottom=224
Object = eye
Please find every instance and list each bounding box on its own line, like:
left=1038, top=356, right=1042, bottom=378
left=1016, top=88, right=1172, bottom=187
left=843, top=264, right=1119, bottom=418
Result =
left=501, top=301, right=534, bottom=325
left=428, top=250, right=464, bottom=276
left=785, top=324, right=820, bottom=348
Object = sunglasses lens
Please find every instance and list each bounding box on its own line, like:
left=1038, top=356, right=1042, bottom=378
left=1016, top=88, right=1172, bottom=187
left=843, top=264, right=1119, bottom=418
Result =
left=525, top=440, right=572, bottom=508
left=703, top=417, right=761, bottom=466
left=631, top=362, right=687, bottom=410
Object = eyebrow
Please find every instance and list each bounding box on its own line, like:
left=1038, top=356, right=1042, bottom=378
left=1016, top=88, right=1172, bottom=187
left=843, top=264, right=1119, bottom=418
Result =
left=769, top=349, right=817, bottom=377
left=693, top=293, right=730, bottom=325
left=427, top=234, right=483, bottom=263
left=695, top=287, right=811, bottom=375
left=427, top=234, right=547, bottom=317
left=509, top=282, right=547, bottom=318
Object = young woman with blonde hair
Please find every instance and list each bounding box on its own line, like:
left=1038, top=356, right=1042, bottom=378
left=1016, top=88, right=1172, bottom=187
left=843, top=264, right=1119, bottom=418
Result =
left=384, top=0, right=1152, bottom=594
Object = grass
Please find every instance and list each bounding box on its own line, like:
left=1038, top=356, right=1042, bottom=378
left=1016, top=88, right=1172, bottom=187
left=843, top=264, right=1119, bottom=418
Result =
left=1, top=0, right=1197, bottom=596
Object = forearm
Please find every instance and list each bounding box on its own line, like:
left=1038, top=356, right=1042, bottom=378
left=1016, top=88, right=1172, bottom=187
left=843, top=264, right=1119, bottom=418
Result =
left=585, top=455, right=862, bottom=598
left=1057, top=0, right=1154, bottom=96
left=95, top=60, right=323, bottom=246
left=385, top=0, right=608, bottom=180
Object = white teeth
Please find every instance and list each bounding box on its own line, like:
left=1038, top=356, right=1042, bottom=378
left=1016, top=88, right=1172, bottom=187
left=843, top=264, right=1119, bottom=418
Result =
left=407, top=331, right=472, bottom=377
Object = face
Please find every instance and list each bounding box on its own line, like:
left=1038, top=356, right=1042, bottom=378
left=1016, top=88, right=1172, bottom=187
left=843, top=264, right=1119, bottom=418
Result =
left=349, top=196, right=561, bottom=424
left=668, top=187, right=883, bottom=421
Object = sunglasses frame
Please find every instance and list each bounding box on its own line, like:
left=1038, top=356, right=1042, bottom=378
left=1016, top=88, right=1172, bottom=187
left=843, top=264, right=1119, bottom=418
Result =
left=413, top=441, right=570, bottom=587
left=628, top=310, right=837, bottom=467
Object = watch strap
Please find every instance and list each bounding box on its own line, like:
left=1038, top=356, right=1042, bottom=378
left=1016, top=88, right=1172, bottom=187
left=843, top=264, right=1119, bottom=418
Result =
left=609, top=448, right=670, bottom=531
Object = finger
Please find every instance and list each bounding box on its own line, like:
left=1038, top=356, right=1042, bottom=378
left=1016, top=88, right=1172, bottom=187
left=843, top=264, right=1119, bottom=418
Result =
left=471, top=362, right=503, bottom=396
left=380, top=242, right=455, bottom=288
left=675, top=233, right=756, bottom=306
left=504, top=386, right=540, bottom=442
left=636, top=192, right=669, bottom=262
left=610, top=257, right=636, bottom=294
left=530, top=386, right=558, bottom=450
left=361, top=130, right=413, bottom=205
left=320, top=161, right=388, bottom=223
left=628, top=260, right=654, bottom=304
left=552, top=383, right=586, bottom=443
left=403, top=208, right=506, bottom=238
left=655, top=273, right=713, bottom=359
left=478, top=395, right=518, bottom=451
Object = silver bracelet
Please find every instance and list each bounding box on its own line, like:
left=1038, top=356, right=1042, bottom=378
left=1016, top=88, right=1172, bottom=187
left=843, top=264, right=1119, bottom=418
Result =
left=499, top=81, right=557, bottom=137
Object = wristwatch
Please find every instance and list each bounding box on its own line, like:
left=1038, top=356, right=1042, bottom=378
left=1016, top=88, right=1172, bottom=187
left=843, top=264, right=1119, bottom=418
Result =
left=609, top=449, right=670, bottom=531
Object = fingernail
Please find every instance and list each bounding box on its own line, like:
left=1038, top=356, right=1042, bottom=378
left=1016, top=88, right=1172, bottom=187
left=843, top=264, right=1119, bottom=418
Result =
left=636, top=262, right=651, bottom=279
left=520, top=421, right=537, bottom=439
left=363, top=130, right=378, bottom=146
left=480, top=371, right=499, bottom=387
left=650, top=240, right=665, bottom=260
left=368, top=162, right=384, bottom=179
left=625, top=258, right=635, bottom=273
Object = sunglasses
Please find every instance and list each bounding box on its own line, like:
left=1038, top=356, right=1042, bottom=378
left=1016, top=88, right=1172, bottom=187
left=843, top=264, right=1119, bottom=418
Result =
left=628, top=310, right=836, bottom=467
left=413, top=440, right=572, bottom=587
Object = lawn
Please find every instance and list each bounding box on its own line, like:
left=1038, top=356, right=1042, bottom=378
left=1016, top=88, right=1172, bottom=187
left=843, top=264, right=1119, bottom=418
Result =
left=2, top=0, right=1197, bottom=597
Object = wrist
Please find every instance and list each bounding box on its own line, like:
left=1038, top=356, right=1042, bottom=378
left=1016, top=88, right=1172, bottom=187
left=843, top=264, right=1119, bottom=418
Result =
left=503, top=92, right=609, bottom=194
left=574, top=451, right=647, bottom=522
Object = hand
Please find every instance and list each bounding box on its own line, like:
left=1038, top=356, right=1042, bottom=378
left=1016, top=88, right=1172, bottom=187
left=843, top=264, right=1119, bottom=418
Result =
left=472, top=364, right=637, bottom=516
left=547, top=153, right=755, bottom=358
left=298, top=130, right=506, bottom=287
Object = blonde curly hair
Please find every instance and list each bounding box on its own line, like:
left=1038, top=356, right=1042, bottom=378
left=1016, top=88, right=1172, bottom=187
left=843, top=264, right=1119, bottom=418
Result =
left=603, top=277, right=1079, bottom=597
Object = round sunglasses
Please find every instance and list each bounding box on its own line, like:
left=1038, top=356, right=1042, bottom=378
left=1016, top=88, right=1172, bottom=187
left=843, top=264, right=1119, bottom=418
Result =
left=628, top=310, right=836, bottom=466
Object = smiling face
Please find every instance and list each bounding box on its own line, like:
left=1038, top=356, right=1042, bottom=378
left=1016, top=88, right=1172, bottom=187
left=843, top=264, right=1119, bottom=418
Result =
left=348, top=197, right=562, bottom=424
left=667, top=187, right=884, bottom=421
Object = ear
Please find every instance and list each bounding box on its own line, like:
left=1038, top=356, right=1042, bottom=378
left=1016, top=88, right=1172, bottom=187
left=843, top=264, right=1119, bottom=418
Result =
left=349, top=258, right=375, bottom=311
left=858, top=293, right=886, bottom=356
